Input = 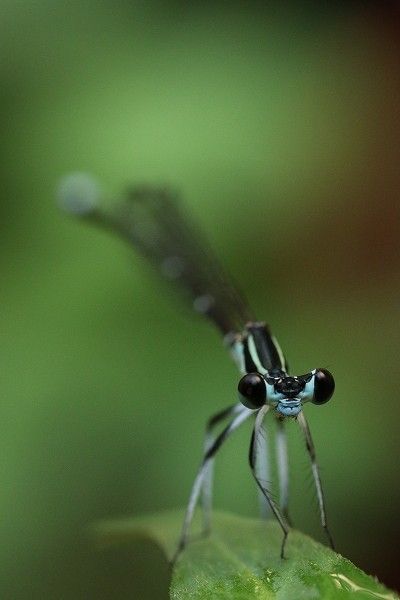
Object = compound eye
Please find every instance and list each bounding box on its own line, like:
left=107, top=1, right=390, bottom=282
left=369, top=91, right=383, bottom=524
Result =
left=312, top=368, right=335, bottom=405
left=238, top=373, right=266, bottom=409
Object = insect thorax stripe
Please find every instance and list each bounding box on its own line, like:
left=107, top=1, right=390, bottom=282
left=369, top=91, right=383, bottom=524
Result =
left=270, top=334, right=287, bottom=372
left=244, top=323, right=286, bottom=373
left=247, top=334, right=268, bottom=374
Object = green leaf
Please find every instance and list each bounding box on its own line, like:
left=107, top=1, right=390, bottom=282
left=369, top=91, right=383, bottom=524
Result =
left=94, top=510, right=398, bottom=599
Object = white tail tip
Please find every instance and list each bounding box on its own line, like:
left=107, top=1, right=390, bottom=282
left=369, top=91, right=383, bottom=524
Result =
left=57, top=172, right=101, bottom=216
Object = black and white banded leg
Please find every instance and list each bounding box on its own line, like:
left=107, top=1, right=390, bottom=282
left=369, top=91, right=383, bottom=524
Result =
left=172, top=407, right=253, bottom=565
left=275, top=418, right=292, bottom=526
left=255, top=414, right=272, bottom=519
left=249, top=405, right=290, bottom=559
left=297, top=411, right=335, bottom=549
left=201, top=402, right=246, bottom=535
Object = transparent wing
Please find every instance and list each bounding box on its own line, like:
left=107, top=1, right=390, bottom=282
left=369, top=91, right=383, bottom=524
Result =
left=89, top=185, right=255, bottom=336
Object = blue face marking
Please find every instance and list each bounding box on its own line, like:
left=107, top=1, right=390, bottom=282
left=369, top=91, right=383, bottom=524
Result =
left=265, top=381, right=284, bottom=405
left=299, top=376, right=315, bottom=402
left=265, top=372, right=316, bottom=417
left=277, top=401, right=302, bottom=417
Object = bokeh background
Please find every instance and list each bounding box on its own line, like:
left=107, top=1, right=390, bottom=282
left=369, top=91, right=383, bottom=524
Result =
left=1, top=1, right=399, bottom=598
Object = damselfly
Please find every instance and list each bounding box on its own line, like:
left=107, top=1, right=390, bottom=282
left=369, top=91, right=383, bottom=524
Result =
left=59, top=174, right=335, bottom=562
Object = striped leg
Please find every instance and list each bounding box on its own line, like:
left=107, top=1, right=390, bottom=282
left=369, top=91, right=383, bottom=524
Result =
left=256, top=417, right=272, bottom=518
left=275, top=418, right=292, bottom=525
left=202, top=403, right=246, bottom=534
left=297, top=411, right=335, bottom=549
left=249, top=405, right=290, bottom=559
left=172, top=407, right=253, bottom=565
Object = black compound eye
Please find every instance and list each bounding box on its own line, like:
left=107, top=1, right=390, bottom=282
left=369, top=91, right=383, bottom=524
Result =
left=312, top=368, right=335, bottom=404
left=238, top=373, right=266, bottom=409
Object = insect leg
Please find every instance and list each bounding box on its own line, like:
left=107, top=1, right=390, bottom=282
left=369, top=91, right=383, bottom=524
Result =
left=249, top=405, right=290, bottom=559
left=296, top=411, right=335, bottom=549
left=256, top=416, right=272, bottom=518
left=275, top=418, right=292, bottom=525
left=171, top=407, right=252, bottom=565
left=202, top=402, right=246, bottom=534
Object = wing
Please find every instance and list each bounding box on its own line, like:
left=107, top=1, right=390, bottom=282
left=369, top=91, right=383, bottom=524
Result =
left=84, top=185, right=255, bottom=336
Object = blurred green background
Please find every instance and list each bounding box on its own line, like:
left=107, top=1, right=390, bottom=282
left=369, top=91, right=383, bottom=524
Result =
left=1, top=1, right=399, bottom=598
